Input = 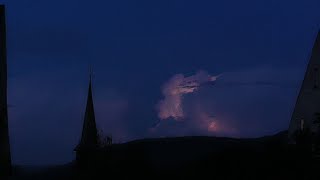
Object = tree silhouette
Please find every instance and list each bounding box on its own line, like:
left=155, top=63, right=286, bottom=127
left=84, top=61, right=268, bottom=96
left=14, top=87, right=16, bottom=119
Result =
left=97, top=129, right=112, bottom=148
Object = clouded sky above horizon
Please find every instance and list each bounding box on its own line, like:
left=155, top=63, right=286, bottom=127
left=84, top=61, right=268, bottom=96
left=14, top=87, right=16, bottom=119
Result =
left=1, top=0, right=320, bottom=165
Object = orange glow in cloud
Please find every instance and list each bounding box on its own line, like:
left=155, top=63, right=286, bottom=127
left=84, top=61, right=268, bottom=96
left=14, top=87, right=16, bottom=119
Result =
left=154, top=70, right=238, bottom=137
left=208, top=122, right=218, bottom=132
left=198, top=111, right=237, bottom=136
left=157, top=71, right=219, bottom=120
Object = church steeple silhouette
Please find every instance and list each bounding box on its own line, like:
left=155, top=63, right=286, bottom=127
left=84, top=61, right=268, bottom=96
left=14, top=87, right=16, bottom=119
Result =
left=0, top=5, right=12, bottom=177
left=289, top=30, right=320, bottom=142
left=75, top=71, right=98, bottom=164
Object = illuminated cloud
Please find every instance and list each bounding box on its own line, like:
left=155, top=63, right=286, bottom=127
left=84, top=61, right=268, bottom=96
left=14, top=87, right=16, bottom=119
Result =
left=154, top=70, right=232, bottom=136
left=156, top=70, right=219, bottom=120
left=152, top=66, right=301, bottom=138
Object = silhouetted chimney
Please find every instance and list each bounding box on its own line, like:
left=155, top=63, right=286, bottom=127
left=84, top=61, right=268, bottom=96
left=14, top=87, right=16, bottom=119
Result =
left=0, top=4, right=12, bottom=177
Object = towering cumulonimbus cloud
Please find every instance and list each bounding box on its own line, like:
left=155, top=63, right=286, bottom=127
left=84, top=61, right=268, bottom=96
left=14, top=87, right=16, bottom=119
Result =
left=154, top=70, right=239, bottom=137
left=156, top=70, right=219, bottom=120
left=153, top=66, right=301, bottom=138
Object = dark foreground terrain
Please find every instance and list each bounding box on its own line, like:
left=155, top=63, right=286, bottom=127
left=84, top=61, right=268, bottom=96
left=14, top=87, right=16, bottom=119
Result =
left=7, top=131, right=320, bottom=180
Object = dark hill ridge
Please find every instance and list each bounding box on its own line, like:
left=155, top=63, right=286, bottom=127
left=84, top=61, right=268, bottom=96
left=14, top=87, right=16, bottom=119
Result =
left=104, top=130, right=288, bottom=151
left=87, top=131, right=298, bottom=179
left=124, top=130, right=288, bottom=146
left=129, top=130, right=288, bottom=143
left=101, top=130, right=289, bottom=163
left=10, top=131, right=313, bottom=180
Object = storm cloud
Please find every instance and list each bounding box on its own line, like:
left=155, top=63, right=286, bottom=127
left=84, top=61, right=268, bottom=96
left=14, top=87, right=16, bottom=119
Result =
left=152, top=66, right=302, bottom=138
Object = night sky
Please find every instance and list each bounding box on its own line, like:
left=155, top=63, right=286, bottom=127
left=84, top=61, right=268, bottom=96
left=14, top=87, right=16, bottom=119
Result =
left=1, top=0, right=320, bottom=165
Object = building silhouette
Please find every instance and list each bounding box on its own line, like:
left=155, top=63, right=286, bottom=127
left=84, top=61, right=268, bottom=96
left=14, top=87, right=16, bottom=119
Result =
left=74, top=74, right=99, bottom=167
left=0, top=5, right=12, bottom=177
left=289, top=30, right=320, bottom=143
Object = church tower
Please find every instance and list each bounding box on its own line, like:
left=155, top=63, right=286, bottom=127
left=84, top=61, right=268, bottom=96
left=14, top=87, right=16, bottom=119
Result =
left=0, top=5, right=12, bottom=177
left=289, top=30, right=320, bottom=143
left=75, top=74, right=98, bottom=165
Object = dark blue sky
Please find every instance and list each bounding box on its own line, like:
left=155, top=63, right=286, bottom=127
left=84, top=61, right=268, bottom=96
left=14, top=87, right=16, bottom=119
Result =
left=1, top=0, right=319, bottom=165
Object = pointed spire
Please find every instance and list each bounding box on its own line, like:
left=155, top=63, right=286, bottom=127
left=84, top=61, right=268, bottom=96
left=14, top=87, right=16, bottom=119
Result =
left=89, top=64, right=93, bottom=83
left=308, top=30, right=320, bottom=65
left=75, top=70, right=98, bottom=151
left=0, top=5, right=12, bottom=177
left=289, top=30, right=320, bottom=142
